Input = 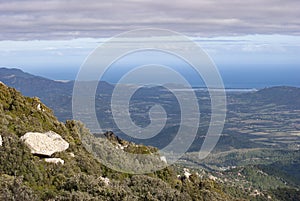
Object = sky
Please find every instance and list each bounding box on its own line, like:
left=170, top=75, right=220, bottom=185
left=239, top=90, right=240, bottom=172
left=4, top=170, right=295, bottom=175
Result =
left=0, top=0, right=299, bottom=87
left=1, top=0, right=300, bottom=39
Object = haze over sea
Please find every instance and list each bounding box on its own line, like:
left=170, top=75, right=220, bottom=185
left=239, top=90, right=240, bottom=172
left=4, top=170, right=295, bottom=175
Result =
left=29, top=65, right=300, bottom=89
left=1, top=35, right=299, bottom=89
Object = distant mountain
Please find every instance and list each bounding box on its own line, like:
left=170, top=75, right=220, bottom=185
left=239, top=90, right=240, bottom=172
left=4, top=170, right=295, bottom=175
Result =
left=0, top=67, right=73, bottom=96
left=1, top=68, right=300, bottom=147
left=233, top=85, right=300, bottom=110
left=0, top=67, right=74, bottom=121
left=0, top=67, right=114, bottom=122
left=2, top=67, right=300, bottom=122
left=251, top=86, right=300, bottom=109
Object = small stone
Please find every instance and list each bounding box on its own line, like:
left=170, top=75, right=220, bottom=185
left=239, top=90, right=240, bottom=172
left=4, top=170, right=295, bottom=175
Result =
left=99, top=176, right=110, bottom=185
left=160, top=156, right=167, bottom=163
left=45, top=158, right=64, bottom=165
left=208, top=174, right=217, bottom=181
left=183, top=168, right=191, bottom=179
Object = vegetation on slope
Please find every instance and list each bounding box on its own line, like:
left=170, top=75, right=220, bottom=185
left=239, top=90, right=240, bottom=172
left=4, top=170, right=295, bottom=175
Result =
left=0, top=82, right=243, bottom=200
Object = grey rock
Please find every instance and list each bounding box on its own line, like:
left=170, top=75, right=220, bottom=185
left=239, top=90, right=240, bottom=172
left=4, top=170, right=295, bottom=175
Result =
left=21, top=131, right=69, bottom=156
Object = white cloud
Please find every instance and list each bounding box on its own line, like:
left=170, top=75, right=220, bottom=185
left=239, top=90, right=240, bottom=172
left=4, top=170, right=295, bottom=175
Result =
left=0, top=0, right=299, bottom=40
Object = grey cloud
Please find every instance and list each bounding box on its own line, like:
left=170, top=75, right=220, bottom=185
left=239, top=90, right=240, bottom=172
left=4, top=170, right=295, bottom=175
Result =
left=0, top=0, right=299, bottom=40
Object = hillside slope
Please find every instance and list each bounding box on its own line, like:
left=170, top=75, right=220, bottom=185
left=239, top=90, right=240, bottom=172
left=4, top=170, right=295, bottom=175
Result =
left=0, top=82, right=240, bottom=201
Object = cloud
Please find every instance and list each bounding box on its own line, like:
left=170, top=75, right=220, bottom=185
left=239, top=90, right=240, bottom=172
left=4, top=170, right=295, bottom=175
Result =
left=0, top=0, right=299, bottom=40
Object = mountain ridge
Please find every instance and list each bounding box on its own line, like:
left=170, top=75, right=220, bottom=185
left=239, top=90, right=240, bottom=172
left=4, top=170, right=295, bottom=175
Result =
left=1, top=67, right=300, bottom=123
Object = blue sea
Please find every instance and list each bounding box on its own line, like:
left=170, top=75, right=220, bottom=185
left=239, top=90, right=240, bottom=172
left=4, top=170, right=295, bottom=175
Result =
left=31, top=65, right=300, bottom=90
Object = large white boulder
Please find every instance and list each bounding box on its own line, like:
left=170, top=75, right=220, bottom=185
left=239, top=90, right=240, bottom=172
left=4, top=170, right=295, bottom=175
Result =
left=21, top=131, right=69, bottom=156
left=0, top=135, right=2, bottom=146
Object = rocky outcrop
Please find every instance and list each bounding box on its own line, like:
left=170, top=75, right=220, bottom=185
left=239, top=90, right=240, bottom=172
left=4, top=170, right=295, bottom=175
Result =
left=45, top=158, right=64, bottom=165
left=20, top=131, right=69, bottom=156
